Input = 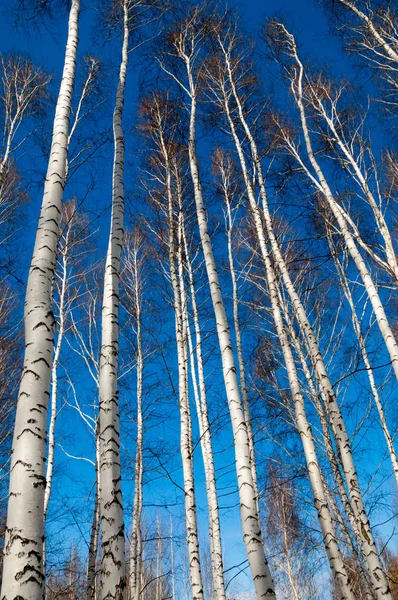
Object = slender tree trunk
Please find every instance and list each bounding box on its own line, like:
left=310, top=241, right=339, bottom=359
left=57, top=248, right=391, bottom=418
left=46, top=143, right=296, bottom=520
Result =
left=278, top=494, right=300, bottom=600
left=164, top=150, right=204, bottom=600
left=0, top=2, right=80, bottom=597
left=42, top=228, right=70, bottom=586
left=177, top=213, right=204, bottom=600
left=98, top=3, right=129, bottom=598
left=129, top=244, right=144, bottom=600
left=170, top=514, right=176, bottom=600
left=180, top=208, right=226, bottom=600
left=45, top=268, right=67, bottom=504
left=327, top=231, right=398, bottom=486
left=314, top=100, right=398, bottom=282
left=337, top=0, right=398, bottom=62
left=321, top=471, right=375, bottom=600
left=278, top=286, right=365, bottom=547
left=183, top=56, right=275, bottom=597
left=222, top=172, right=259, bottom=515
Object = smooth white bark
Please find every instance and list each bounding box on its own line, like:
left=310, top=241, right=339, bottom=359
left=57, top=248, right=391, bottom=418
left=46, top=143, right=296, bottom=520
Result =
left=312, top=93, right=398, bottom=282
left=327, top=232, right=398, bottom=487
left=220, top=164, right=259, bottom=516
left=173, top=193, right=204, bottom=600
left=214, top=77, right=354, bottom=598
left=337, top=0, right=398, bottom=63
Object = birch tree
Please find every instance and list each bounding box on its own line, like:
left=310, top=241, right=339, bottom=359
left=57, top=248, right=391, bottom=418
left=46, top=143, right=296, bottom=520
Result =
left=121, top=231, right=145, bottom=600
left=181, top=209, right=226, bottom=600
left=98, top=1, right=129, bottom=597
left=325, top=222, right=398, bottom=485
left=140, top=92, right=204, bottom=600
left=0, top=54, right=49, bottom=196
left=158, top=11, right=275, bottom=596
left=0, top=1, right=80, bottom=597
left=302, top=77, right=398, bottom=284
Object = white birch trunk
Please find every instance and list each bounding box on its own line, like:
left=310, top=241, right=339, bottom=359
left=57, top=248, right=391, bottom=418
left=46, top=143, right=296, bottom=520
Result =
left=170, top=514, right=176, bottom=600
left=180, top=209, right=226, bottom=600
left=321, top=472, right=374, bottom=600
left=164, top=145, right=203, bottom=600
left=271, top=270, right=355, bottom=600
left=219, top=44, right=390, bottom=598
left=183, top=56, right=275, bottom=598
left=222, top=176, right=259, bottom=516
left=42, top=223, right=71, bottom=588
left=314, top=99, right=398, bottom=281
left=0, top=2, right=80, bottom=597
left=129, top=245, right=144, bottom=600
left=337, top=0, right=398, bottom=63
left=98, top=3, right=129, bottom=598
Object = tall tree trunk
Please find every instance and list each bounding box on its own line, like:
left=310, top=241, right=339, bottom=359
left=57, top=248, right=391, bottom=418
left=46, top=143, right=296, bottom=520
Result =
left=180, top=208, right=226, bottom=600
left=170, top=514, right=176, bottom=600
left=326, top=228, right=398, bottom=486
left=313, top=97, right=398, bottom=282
left=0, top=2, right=80, bottom=597
left=163, top=145, right=203, bottom=600
left=98, top=2, right=129, bottom=598
left=258, top=226, right=355, bottom=599
left=221, top=162, right=259, bottom=515
left=42, top=221, right=70, bottom=586
left=129, top=241, right=144, bottom=600
left=183, top=56, right=275, bottom=598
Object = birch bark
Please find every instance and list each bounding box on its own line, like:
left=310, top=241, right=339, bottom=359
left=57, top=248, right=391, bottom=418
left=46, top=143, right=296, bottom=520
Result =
left=98, top=2, right=129, bottom=598
left=0, top=2, right=79, bottom=597
left=128, top=241, right=144, bottom=600
left=143, top=94, right=204, bottom=599
left=173, top=41, right=275, bottom=597
left=337, top=0, right=398, bottom=63
left=326, top=230, right=398, bottom=486
left=212, top=90, right=354, bottom=598
left=219, top=158, right=259, bottom=515
left=170, top=179, right=204, bottom=600
left=311, top=94, right=398, bottom=282
left=180, top=209, right=226, bottom=600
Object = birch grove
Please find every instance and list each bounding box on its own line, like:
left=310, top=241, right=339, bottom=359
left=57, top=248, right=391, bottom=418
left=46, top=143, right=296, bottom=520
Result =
left=2, top=0, right=398, bottom=599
